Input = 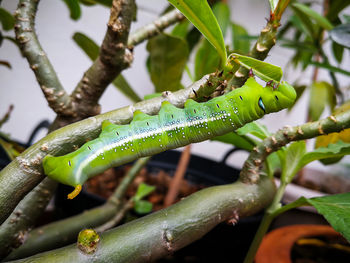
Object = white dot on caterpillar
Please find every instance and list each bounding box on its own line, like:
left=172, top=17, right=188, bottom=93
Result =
left=160, top=144, right=163, bottom=147
left=208, top=132, right=211, bottom=135
left=132, top=149, right=134, bottom=152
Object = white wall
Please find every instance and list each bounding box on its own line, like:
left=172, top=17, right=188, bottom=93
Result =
left=0, top=0, right=349, bottom=169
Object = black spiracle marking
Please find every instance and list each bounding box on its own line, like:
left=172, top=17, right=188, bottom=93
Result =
left=239, top=96, right=243, bottom=101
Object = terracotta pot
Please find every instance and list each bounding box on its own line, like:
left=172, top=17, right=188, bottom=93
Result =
left=255, top=224, right=342, bottom=263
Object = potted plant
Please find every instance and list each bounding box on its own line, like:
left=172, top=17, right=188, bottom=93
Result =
left=0, top=0, right=349, bottom=262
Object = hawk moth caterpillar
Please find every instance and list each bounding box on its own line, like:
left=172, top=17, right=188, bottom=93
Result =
left=43, top=77, right=296, bottom=198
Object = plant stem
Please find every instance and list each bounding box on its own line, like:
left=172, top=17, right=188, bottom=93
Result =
left=128, top=9, right=184, bottom=47
left=14, top=0, right=72, bottom=116
left=0, top=74, right=210, bottom=225
left=5, top=157, right=150, bottom=260
left=164, top=145, right=192, bottom=207
left=8, top=177, right=276, bottom=263
left=243, top=182, right=287, bottom=263
left=240, top=110, right=350, bottom=183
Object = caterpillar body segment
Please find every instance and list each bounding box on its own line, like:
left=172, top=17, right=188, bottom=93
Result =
left=43, top=77, right=296, bottom=196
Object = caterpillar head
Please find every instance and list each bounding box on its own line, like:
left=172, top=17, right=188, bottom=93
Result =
left=43, top=153, right=79, bottom=187
left=259, top=81, right=296, bottom=114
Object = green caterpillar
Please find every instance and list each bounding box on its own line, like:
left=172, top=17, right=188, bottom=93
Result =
left=43, top=77, right=296, bottom=198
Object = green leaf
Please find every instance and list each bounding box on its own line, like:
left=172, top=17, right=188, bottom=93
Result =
left=171, top=19, right=190, bottom=39
left=308, top=81, right=336, bottom=121
left=168, top=0, right=227, bottom=67
left=194, top=39, right=220, bottom=80
left=72, top=32, right=99, bottom=60
left=327, top=0, right=350, bottom=23
left=290, top=5, right=317, bottom=39
left=231, top=23, right=250, bottom=54
left=236, top=121, right=271, bottom=140
left=269, top=0, right=279, bottom=12
left=229, top=53, right=283, bottom=83
left=330, top=23, right=350, bottom=48
left=306, top=193, right=350, bottom=242
left=310, top=61, right=350, bottom=76
left=79, top=0, right=112, bottom=7
left=280, top=141, right=306, bottom=184
left=300, top=140, right=350, bottom=168
left=265, top=151, right=282, bottom=178
left=292, top=3, right=333, bottom=31
left=134, top=183, right=155, bottom=201
left=212, top=2, right=230, bottom=36
left=134, top=200, right=153, bottom=214
left=146, top=33, right=189, bottom=92
left=332, top=41, right=344, bottom=64
left=0, top=138, right=20, bottom=160
left=73, top=32, right=140, bottom=102
left=62, top=0, right=81, bottom=20
left=112, top=75, right=141, bottom=102
left=0, top=8, right=15, bottom=31
left=143, top=93, right=162, bottom=100
left=212, top=132, right=254, bottom=151
left=194, top=2, right=230, bottom=80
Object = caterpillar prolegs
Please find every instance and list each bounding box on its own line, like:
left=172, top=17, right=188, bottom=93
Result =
left=43, top=77, right=296, bottom=198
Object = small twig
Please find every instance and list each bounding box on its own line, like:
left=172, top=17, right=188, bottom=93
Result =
left=229, top=4, right=289, bottom=89
left=164, top=145, right=192, bottom=207
left=128, top=9, right=184, bottom=47
left=240, top=110, right=350, bottom=183
left=14, top=0, right=73, bottom=116
left=95, top=199, right=134, bottom=233
left=0, top=105, right=14, bottom=129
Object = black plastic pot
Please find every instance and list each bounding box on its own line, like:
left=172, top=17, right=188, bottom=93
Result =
left=55, top=148, right=262, bottom=263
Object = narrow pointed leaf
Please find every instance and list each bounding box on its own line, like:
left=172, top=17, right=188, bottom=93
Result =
left=168, top=0, right=227, bottom=66
left=62, top=0, right=81, bottom=20
left=73, top=32, right=99, bottom=60
left=73, top=32, right=140, bottom=102
left=232, top=23, right=250, bottom=54
left=292, top=3, right=333, bottom=31
left=0, top=8, right=15, bottom=31
left=229, top=53, right=283, bottom=83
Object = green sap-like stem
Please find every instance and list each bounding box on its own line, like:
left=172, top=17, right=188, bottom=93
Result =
left=243, top=182, right=287, bottom=263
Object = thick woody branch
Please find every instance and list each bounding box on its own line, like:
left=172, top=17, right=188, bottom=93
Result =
left=0, top=178, right=57, bottom=259
left=14, top=0, right=73, bottom=116
left=240, top=110, right=350, bottom=183
left=4, top=157, right=148, bottom=260
left=67, top=0, right=135, bottom=121
left=0, top=75, right=208, bottom=225
left=8, top=177, right=275, bottom=263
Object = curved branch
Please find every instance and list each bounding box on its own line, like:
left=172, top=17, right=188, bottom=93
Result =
left=240, top=110, right=350, bottom=183
left=0, top=75, right=208, bottom=225
left=59, top=0, right=136, bottom=124
left=8, top=177, right=275, bottom=263
left=14, top=0, right=73, bottom=116
left=4, top=157, right=149, bottom=261
left=0, top=178, right=57, bottom=259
